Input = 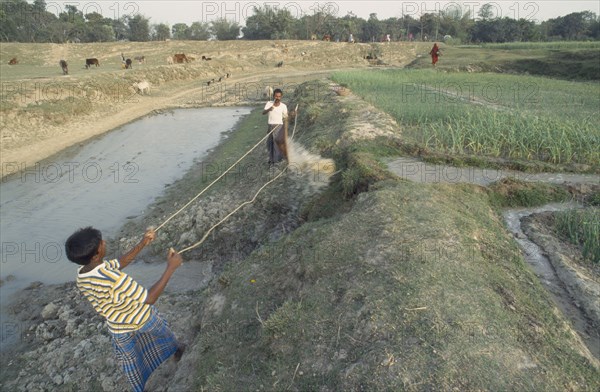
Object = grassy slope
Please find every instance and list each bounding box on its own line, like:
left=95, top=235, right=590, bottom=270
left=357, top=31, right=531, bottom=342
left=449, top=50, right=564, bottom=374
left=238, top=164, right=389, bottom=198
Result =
left=186, top=80, right=599, bottom=391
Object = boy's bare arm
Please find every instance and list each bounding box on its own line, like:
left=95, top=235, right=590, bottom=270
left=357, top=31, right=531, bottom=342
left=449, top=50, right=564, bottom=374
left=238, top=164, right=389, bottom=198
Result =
left=118, top=228, right=156, bottom=269
left=145, top=248, right=182, bottom=304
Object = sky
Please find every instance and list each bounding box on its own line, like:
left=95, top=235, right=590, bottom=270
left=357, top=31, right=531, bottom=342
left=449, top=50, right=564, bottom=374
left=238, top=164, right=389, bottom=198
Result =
left=44, top=1, right=600, bottom=26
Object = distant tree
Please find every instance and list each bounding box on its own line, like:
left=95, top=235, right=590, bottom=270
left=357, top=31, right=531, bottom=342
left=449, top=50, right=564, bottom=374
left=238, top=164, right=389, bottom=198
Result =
left=153, top=23, right=170, bottom=41
left=189, top=21, right=211, bottom=40
left=84, top=12, right=115, bottom=42
left=210, top=18, right=240, bottom=40
left=112, top=17, right=128, bottom=41
left=172, top=23, right=189, bottom=40
left=243, top=6, right=295, bottom=39
left=362, top=13, right=383, bottom=42
left=128, top=14, right=150, bottom=41
left=479, top=3, right=497, bottom=20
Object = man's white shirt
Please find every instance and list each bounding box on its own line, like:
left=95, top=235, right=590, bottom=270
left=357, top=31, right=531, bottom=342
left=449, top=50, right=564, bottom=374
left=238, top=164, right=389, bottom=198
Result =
left=265, top=101, right=288, bottom=125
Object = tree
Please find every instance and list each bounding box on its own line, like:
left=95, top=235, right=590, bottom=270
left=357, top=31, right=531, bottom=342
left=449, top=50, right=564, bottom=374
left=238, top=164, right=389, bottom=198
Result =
left=242, top=5, right=295, bottom=39
left=128, top=14, right=150, bottom=41
left=362, top=13, right=383, bottom=42
left=153, top=23, right=170, bottom=40
left=172, top=23, right=189, bottom=40
left=210, top=18, right=240, bottom=40
left=189, top=21, right=211, bottom=40
left=479, top=3, right=497, bottom=20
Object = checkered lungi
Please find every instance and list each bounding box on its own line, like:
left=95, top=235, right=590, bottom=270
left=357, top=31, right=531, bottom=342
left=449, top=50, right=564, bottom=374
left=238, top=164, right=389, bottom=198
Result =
left=110, top=308, right=178, bottom=392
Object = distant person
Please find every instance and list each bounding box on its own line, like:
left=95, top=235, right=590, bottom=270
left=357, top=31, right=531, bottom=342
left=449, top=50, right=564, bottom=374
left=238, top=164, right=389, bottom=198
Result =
left=386, top=33, right=391, bottom=43
left=348, top=33, right=354, bottom=43
left=430, top=43, right=441, bottom=66
left=262, top=88, right=297, bottom=165
left=65, top=227, right=185, bottom=392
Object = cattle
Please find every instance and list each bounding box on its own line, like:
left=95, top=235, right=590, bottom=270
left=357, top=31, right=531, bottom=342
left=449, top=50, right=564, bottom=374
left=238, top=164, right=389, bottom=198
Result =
left=323, top=34, right=331, bottom=41
left=85, top=58, right=100, bottom=69
left=8, top=57, right=18, bottom=65
left=173, top=53, right=189, bottom=63
left=166, top=56, right=174, bottom=65
left=264, top=86, right=273, bottom=100
left=125, top=58, right=133, bottom=69
left=276, top=61, right=283, bottom=68
left=201, top=55, right=212, bottom=61
left=59, top=60, right=68, bottom=75
left=311, top=34, right=317, bottom=40
left=134, top=56, right=145, bottom=64
left=133, top=81, right=150, bottom=95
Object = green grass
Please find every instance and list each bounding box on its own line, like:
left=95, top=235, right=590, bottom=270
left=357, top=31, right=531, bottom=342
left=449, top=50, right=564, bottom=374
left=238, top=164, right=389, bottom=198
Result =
left=178, top=80, right=600, bottom=391
left=409, top=42, right=600, bottom=80
left=482, top=41, right=600, bottom=50
left=332, top=69, right=600, bottom=166
left=554, top=208, right=600, bottom=264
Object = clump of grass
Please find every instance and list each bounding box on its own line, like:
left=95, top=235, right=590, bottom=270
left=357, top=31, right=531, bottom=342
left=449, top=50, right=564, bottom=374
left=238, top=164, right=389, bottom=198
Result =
left=553, top=208, right=600, bottom=264
left=488, top=178, right=570, bottom=207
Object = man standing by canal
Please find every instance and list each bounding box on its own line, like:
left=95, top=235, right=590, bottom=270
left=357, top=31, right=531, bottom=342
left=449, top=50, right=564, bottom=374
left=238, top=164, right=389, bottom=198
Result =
left=262, top=88, right=296, bottom=165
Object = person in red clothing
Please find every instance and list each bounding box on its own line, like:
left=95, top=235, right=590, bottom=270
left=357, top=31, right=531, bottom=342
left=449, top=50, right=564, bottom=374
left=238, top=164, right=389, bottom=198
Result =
left=430, top=43, right=441, bottom=66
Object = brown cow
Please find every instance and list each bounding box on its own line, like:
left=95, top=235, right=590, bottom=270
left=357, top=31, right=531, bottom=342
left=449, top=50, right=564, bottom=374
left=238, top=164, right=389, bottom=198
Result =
left=173, top=53, right=189, bottom=63
left=125, top=58, right=133, bottom=69
left=59, top=59, right=68, bottom=75
left=8, top=57, right=18, bottom=65
left=322, top=34, right=331, bottom=41
left=85, top=58, right=100, bottom=69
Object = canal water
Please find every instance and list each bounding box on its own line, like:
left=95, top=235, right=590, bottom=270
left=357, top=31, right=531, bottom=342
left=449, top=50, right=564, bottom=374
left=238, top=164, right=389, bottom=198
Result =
left=0, top=107, right=252, bottom=298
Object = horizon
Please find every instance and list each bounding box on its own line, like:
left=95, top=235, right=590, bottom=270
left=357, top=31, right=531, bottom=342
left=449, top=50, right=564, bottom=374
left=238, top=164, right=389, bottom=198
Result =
left=36, top=1, right=600, bottom=26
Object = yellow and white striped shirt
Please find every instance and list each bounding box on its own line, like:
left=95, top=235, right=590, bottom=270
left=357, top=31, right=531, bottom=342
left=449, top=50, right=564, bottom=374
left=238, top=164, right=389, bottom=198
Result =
left=77, top=259, right=151, bottom=333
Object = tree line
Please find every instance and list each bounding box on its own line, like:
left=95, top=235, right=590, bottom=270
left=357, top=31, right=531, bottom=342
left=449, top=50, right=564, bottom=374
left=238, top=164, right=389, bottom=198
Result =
left=1, top=0, right=598, bottom=43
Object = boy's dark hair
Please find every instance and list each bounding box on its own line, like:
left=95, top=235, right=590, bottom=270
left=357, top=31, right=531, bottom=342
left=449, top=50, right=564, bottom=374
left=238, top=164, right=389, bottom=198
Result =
left=65, top=227, right=102, bottom=265
left=273, top=88, right=283, bottom=95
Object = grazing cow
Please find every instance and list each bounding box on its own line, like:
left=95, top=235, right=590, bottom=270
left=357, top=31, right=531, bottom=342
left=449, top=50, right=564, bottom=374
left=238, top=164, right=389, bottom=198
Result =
left=276, top=61, right=283, bottom=68
left=166, top=56, right=174, bottom=65
left=134, top=56, right=145, bottom=64
left=263, top=86, right=273, bottom=100
left=59, top=60, right=68, bottom=75
left=202, top=55, right=212, bottom=61
left=8, top=57, right=18, bottom=65
left=323, top=34, right=331, bottom=41
left=173, top=53, right=189, bottom=63
left=311, top=34, right=317, bottom=40
left=125, top=58, right=133, bottom=69
left=85, top=58, right=100, bottom=69
left=133, top=81, right=150, bottom=95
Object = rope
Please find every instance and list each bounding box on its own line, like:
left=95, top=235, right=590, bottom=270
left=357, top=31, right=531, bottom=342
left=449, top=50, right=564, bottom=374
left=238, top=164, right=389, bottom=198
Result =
left=178, top=165, right=289, bottom=254
left=154, top=124, right=280, bottom=233
left=290, top=104, right=299, bottom=140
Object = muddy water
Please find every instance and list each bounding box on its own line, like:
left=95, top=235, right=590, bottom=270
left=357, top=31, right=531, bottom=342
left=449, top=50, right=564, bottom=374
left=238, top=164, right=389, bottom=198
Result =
left=503, top=203, right=600, bottom=359
left=0, top=107, right=251, bottom=297
left=387, top=157, right=600, bottom=359
left=387, top=157, right=600, bottom=186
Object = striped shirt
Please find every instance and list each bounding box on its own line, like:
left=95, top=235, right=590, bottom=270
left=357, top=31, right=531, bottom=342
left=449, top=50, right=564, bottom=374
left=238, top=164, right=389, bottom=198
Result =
left=77, top=259, right=151, bottom=333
